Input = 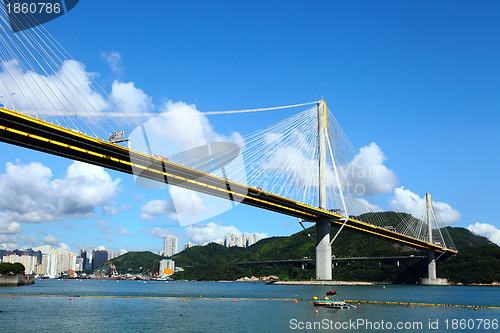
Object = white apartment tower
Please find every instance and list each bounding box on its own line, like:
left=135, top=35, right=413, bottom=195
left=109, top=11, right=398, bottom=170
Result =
left=163, top=235, right=179, bottom=257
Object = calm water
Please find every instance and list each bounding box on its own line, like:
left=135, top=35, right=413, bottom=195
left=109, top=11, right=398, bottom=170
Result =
left=0, top=280, right=499, bottom=332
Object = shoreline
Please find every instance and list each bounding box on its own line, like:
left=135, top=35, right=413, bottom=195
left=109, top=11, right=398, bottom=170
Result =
left=270, top=280, right=376, bottom=286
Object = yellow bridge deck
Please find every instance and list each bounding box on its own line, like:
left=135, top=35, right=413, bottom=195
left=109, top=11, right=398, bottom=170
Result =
left=0, top=107, right=457, bottom=256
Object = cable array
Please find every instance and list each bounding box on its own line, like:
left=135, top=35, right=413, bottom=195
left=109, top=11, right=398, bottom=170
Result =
left=0, top=8, right=456, bottom=250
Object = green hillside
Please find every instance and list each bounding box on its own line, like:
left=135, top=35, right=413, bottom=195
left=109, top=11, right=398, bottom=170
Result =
left=173, top=223, right=500, bottom=284
left=172, top=243, right=246, bottom=267
left=93, top=216, right=500, bottom=284
left=102, top=251, right=166, bottom=274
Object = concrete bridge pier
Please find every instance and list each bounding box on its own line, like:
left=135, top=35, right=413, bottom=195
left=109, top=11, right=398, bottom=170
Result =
left=419, top=193, right=448, bottom=285
left=419, top=249, right=448, bottom=285
left=315, top=218, right=332, bottom=280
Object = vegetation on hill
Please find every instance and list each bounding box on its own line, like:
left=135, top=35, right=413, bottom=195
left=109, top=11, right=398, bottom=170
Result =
left=438, top=228, right=500, bottom=284
left=0, top=262, right=25, bottom=274
left=102, top=251, right=166, bottom=274
left=172, top=222, right=500, bottom=284
left=92, top=215, right=500, bottom=284
left=172, top=243, right=246, bottom=267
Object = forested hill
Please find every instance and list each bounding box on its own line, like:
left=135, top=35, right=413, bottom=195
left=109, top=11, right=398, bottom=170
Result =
left=101, top=212, right=500, bottom=284
left=171, top=221, right=499, bottom=283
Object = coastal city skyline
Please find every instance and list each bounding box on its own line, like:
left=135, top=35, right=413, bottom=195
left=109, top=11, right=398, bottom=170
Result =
left=0, top=232, right=263, bottom=277
left=0, top=1, right=499, bottom=256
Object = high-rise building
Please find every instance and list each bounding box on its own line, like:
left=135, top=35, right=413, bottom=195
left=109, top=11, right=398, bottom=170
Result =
left=79, top=249, right=88, bottom=270
left=183, top=241, right=195, bottom=250
left=224, top=234, right=243, bottom=247
left=158, top=259, right=175, bottom=276
left=224, top=234, right=261, bottom=248
left=91, top=249, right=109, bottom=269
left=1, top=254, right=40, bottom=275
left=163, top=235, right=179, bottom=257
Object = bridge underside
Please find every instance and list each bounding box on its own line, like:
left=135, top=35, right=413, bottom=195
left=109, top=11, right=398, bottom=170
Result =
left=0, top=107, right=456, bottom=260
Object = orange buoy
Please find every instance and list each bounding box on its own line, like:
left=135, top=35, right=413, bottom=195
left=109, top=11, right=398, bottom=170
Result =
left=69, top=298, right=72, bottom=301
left=183, top=299, right=185, bottom=302
left=12, top=297, right=15, bottom=299
left=286, top=300, right=288, bottom=302
left=234, top=300, right=237, bottom=302
left=474, top=308, right=477, bottom=311
left=411, top=306, right=414, bottom=308
left=126, top=299, right=129, bottom=302
left=310, top=301, right=312, bottom=304
left=293, top=299, right=297, bottom=303
left=315, top=310, right=318, bottom=314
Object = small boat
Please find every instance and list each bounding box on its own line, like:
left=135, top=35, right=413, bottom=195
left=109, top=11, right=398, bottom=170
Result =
left=325, top=301, right=356, bottom=309
left=326, top=291, right=338, bottom=295
left=314, top=300, right=355, bottom=309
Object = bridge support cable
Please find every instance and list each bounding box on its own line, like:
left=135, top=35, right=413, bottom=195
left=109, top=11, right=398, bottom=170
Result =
left=324, top=120, right=350, bottom=247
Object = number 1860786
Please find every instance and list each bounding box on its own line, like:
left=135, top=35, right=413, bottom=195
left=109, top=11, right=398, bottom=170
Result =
left=6, top=2, right=61, bottom=15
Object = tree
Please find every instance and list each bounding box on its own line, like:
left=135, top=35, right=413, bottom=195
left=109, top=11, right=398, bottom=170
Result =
left=0, top=262, right=25, bottom=274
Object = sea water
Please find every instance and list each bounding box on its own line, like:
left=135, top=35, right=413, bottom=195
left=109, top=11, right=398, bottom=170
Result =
left=0, top=280, right=498, bottom=332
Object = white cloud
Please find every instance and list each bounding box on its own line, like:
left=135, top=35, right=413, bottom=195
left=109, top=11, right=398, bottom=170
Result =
left=141, top=227, right=181, bottom=239
left=139, top=213, right=157, bottom=221
left=185, top=222, right=241, bottom=244
left=168, top=187, right=205, bottom=217
left=103, top=204, right=130, bottom=217
left=141, top=199, right=174, bottom=216
left=390, top=187, right=462, bottom=225
left=42, top=235, right=60, bottom=247
left=345, top=197, right=382, bottom=216
left=467, top=222, right=500, bottom=246
left=244, top=231, right=268, bottom=240
left=0, top=214, right=22, bottom=233
left=0, top=161, right=121, bottom=223
left=139, top=192, right=206, bottom=224
left=0, top=242, right=18, bottom=250
left=115, top=226, right=132, bottom=236
left=101, top=51, right=124, bottom=76
left=95, top=220, right=132, bottom=236
left=140, top=199, right=177, bottom=221
left=111, top=80, right=153, bottom=114
left=129, top=101, right=245, bottom=227
left=156, top=101, right=241, bottom=151
left=96, top=220, right=113, bottom=234
left=0, top=234, right=17, bottom=244
left=341, top=142, right=398, bottom=196
left=20, top=235, right=38, bottom=246
left=0, top=59, right=107, bottom=114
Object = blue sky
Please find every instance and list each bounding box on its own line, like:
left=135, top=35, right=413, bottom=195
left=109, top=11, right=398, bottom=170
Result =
left=0, top=1, right=499, bottom=253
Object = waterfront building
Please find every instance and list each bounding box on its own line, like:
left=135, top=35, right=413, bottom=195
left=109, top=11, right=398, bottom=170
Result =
left=183, top=241, right=194, bottom=250
left=224, top=234, right=261, bottom=248
left=163, top=235, right=179, bottom=257
left=79, top=249, right=88, bottom=270
left=1, top=254, right=40, bottom=275
left=91, top=249, right=109, bottom=269
left=244, top=235, right=259, bottom=247
left=158, top=259, right=175, bottom=276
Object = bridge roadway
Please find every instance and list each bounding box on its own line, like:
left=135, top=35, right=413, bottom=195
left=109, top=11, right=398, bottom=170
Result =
left=237, top=255, right=426, bottom=266
left=0, top=107, right=457, bottom=257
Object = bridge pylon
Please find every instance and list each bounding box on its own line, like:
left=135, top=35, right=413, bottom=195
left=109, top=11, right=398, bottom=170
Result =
left=315, top=100, right=332, bottom=280
left=419, top=193, right=448, bottom=285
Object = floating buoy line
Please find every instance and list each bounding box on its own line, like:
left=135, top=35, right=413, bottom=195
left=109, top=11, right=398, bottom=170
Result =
left=1, top=294, right=499, bottom=309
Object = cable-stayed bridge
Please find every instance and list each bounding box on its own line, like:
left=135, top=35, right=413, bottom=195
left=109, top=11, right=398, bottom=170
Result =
left=0, top=6, right=456, bottom=282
